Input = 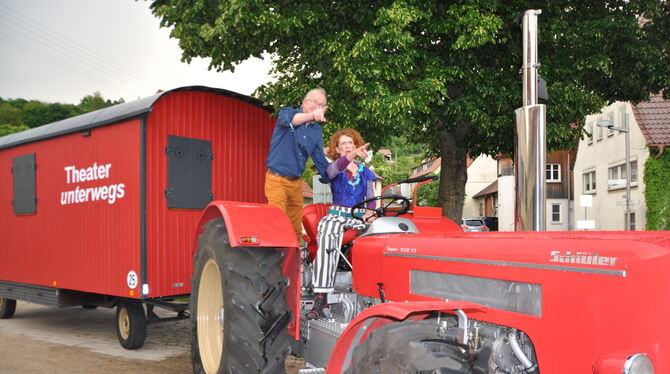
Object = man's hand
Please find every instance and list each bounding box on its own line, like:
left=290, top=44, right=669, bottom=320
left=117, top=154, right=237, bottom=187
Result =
left=312, top=106, right=328, bottom=122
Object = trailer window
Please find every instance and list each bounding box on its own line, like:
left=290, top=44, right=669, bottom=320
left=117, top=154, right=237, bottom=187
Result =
left=12, top=153, right=37, bottom=215
left=165, top=135, right=213, bottom=209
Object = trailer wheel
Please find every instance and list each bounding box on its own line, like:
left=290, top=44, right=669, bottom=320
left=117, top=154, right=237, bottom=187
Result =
left=115, top=301, right=147, bottom=349
left=0, top=297, right=17, bottom=319
left=191, top=218, right=291, bottom=374
left=345, top=319, right=473, bottom=374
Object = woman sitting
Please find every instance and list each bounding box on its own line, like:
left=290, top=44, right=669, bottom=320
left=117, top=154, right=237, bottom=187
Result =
left=307, top=128, right=376, bottom=320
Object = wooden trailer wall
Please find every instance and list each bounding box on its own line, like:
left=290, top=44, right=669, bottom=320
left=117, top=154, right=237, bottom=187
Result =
left=0, top=86, right=275, bottom=301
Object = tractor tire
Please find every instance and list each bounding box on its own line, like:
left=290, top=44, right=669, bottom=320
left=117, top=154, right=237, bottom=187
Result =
left=345, top=319, right=474, bottom=374
left=191, top=218, right=291, bottom=374
left=0, top=297, right=17, bottom=319
left=115, top=301, right=147, bottom=349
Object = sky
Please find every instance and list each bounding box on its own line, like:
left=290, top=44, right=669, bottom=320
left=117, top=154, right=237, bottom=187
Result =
left=0, top=0, right=273, bottom=104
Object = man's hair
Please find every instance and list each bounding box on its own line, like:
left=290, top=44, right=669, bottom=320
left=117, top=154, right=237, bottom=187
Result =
left=304, top=88, right=327, bottom=100
left=326, top=128, right=365, bottom=160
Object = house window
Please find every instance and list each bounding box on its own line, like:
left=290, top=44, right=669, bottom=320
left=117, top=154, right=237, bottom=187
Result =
left=608, top=160, right=638, bottom=190
left=583, top=170, right=596, bottom=193
left=587, top=124, right=594, bottom=144
left=546, top=164, right=561, bottom=182
left=626, top=212, right=636, bottom=231
left=479, top=202, right=485, bottom=216
left=551, top=203, right=561, bottom=224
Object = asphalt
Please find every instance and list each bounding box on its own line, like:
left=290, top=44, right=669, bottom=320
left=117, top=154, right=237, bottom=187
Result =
left=0, top=301, right=191, bottom=361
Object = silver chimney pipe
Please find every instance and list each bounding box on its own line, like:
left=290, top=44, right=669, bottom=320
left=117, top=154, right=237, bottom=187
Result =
left=515, top=9, right=546, bottom=231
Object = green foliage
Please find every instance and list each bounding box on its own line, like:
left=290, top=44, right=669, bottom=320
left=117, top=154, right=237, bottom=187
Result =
left=0, top=92, right=123, bottom=134
left=644, top=149, right=670, bottom=230
left=368, top=136, right=424, bottom=186
left=21, top=101, right=79, bottom=128
left=0, top=103, right=24, bottom=126
left=416, top=174, right=439, bottom=207
left=78, top=91, right=124, bottom=114
left=151, top=0, right=670, bottom=217
left=0, top=124, right=30, bottom=137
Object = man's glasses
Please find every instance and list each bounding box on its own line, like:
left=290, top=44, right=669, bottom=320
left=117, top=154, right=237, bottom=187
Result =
left=306, top=98, right=327, bottom=108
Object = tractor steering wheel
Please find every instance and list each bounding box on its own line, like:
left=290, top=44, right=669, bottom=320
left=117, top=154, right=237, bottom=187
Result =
left=351, top=195, right=411, bottom=223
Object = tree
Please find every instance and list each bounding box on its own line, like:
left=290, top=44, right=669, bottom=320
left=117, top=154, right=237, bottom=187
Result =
left=77, top=91, right=124, bottom=114
left=151, top=0, right=670, bottom=221
left=21, top=100, right=79, bottom=128
left=0, top=124, right=30, bottom=137
left=0, top=103, right=24, bottom=127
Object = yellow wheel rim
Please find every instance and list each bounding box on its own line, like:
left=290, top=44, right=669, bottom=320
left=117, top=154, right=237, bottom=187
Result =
left=197, top=258, right=224, bottom=374
left=118, top=307, right=130, bottom=340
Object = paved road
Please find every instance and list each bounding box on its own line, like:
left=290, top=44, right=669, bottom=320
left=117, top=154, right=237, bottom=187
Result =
left=0, top=301, right=305, bottom=373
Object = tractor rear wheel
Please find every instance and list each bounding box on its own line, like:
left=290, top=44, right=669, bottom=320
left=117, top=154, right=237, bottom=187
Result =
left=0, top=297, right=16, bottom=319
left=191, top=218, right=291, bottom=374
left=345, top=319, right=474, bottom=374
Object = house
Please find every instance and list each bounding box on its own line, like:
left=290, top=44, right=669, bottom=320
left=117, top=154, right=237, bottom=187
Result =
left=572, top=95, right=670, bottom=230
left=471, top=151, right=575, bottom=232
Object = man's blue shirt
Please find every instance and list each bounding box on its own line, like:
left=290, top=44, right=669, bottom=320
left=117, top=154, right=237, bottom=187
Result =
left=266, top=107, right=330, bottom=180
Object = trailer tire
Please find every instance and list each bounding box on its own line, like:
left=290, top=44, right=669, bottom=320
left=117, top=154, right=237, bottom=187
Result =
left=345, top=319, right=474, bottom=374
left=115, top=301, right=147, bottom=350
left=0, top=297, right=16, bottom=319
left=191, top=218, right=291, bottom=374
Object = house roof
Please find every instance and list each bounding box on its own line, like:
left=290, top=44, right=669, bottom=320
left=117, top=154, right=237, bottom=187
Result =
left=409, top=158, right=441, bottom=179
left=378, top=149, right=392, bottom=156
left=632, top=94, right=670, bottom=147
left=473, top=180, right=498, bottom=198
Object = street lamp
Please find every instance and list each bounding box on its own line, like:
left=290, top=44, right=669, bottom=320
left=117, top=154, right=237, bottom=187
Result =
left=597, top=114, right=631, bottom=230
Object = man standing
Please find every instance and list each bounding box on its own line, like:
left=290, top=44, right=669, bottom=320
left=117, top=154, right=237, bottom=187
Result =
left=265, top=88, right=330, bottom=239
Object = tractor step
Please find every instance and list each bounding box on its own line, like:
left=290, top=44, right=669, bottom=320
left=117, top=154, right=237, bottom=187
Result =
left=298, top=368, right=325, bottom=374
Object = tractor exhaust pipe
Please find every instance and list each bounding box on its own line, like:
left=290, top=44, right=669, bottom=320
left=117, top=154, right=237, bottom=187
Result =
left=515, top=9, right=546, bottom=231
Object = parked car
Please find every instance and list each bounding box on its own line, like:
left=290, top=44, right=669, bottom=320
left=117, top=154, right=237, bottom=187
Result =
left=481, top=216, right=499, bottom=231
left=461, top=218, right=490, bottom=232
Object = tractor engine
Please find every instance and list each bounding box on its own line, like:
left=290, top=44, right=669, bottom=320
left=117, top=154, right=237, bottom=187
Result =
left=299, top=264, right=538, bottom=374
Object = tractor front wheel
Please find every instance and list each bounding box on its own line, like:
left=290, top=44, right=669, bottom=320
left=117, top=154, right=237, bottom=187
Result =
left=345, top=319, right=474, bottom=374
left=0, top=297, right=16, bottom=319
left=191, top=218, right=291, bottom=374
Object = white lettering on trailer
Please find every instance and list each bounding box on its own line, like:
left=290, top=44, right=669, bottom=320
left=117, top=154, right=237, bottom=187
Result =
left=60, top=162, right=126, bottom=205
left=64, top=163, right=112, bottom=183
left=549, top=250, right=618, bottom=267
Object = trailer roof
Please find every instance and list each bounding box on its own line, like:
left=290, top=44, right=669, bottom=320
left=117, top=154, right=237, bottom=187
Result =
left=0, top=86, right=272, bottom=151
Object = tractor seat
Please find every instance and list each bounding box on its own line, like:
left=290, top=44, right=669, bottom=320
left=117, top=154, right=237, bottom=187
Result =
left=302, top=204, right=359, bottom=260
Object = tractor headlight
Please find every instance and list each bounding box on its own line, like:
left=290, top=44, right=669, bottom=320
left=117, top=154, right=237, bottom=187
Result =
left=623, top=353, right=654, bottom=374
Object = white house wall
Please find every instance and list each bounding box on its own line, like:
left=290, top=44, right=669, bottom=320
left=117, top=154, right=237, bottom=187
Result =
left=462, top=155, right=498, bottom=217
left=573, top=102, right=649, bottom=230
left=497, top=175, right=516, bottom=231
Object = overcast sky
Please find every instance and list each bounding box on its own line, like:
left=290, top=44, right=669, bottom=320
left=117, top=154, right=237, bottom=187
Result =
left=0, top=0, right=272, bottom=104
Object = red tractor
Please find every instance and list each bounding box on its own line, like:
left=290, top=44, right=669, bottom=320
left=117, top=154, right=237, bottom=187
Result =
left=189, top=178, right=669, bottom=374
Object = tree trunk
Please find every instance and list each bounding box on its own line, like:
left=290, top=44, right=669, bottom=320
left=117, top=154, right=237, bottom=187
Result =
left=438, top=123, right=469, bottom=223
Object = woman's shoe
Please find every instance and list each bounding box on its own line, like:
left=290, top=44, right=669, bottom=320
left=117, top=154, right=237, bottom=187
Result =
left=306, top=293, right=328, bottom=320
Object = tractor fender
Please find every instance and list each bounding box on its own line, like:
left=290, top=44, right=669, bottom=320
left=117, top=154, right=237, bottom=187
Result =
left=326, top=300, right=485, bottom=373
left=192, top=200, right=302, bottom=339
left=193, top=200, right=299, bottom=251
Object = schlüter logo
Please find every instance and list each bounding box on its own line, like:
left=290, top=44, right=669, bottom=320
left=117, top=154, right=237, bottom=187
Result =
left=549, top=250, right=618, bottom=267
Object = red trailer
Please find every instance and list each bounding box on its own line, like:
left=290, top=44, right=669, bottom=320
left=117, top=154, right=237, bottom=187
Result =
left=0, top=86, right=275, bottom=348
